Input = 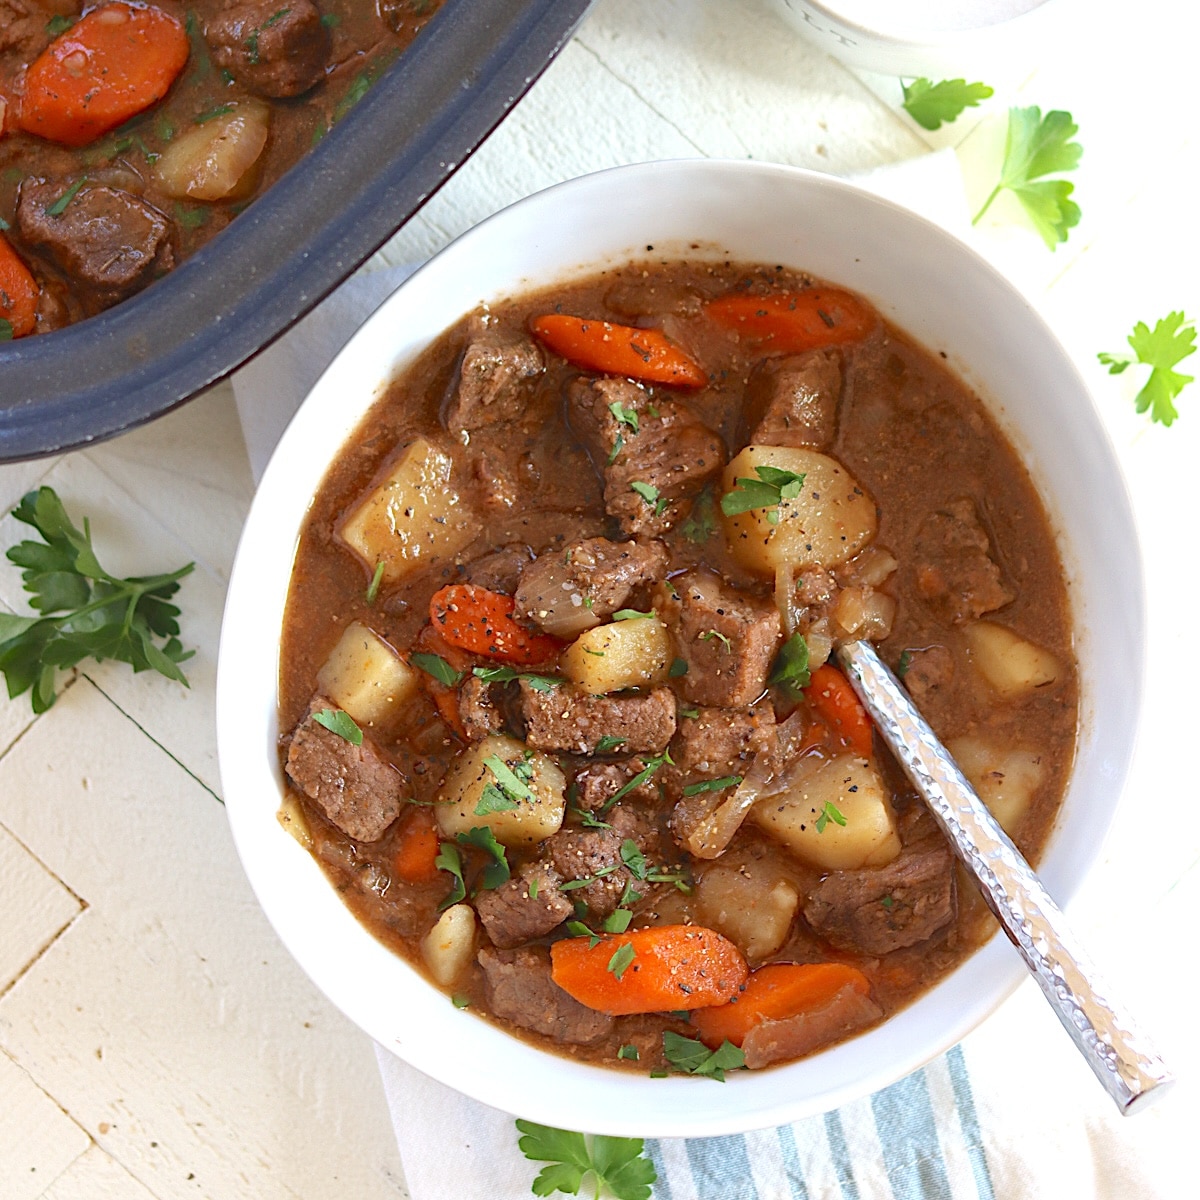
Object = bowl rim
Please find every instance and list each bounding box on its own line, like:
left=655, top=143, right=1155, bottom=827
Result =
left=217, top=157, right=1144, bottom=1136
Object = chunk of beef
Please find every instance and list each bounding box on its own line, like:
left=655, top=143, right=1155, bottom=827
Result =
left=519, top=681, right=676, bottom=756
left=743, top=349, right=842, bottom=450
left=914, top=499, right=1013, bottom=624
left=670, top=705, right=772, bottom=779
left=471, top=450, right=517, bottom=509
left=901, top=645, right=956, bottom=703
left=514, top=537, right=668, bottom=636
left=673, top=570, right=781, bottom=707
left=477, top=945, right=613, bottom=1044
left=572, top=757, right=659, bottom=811
left=463, top=543, right=533, bottom=593
left=546, top=806, right=655, bottom=919
left=740, top=983, right=883, bottom=1069
left=206, top=0, right=330, bottom=98
left=285, top=698, right=405, bottom=842
left=803, top=841, right=957, bottom=955
left=443, top=315, right=544, bottom=432
left=17, top=180, right=173, bottom=302
left=459, top=675, right=505, bottom=741
left=474, top=862, right=573, bottom=949
left=0, top=0, right=50, bottom=58
left=567, top=377, right=724, bottom=536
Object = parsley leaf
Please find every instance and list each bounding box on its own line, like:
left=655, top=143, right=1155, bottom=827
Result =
left=814, top=800, right=848, bottom=834
left=412, top=651, right=463, bottom=687
left=608, top=400, right=640, bottom=433
left=679, top=485, right=718, bottom=544
left=668, top=657, right=688, bottom=677
left=312, top=707, right=362, bottom=745
left=0, top=318, right=13, bottom=342
left=901, top=77, right=993, bottom=131
left=681, top=775, right=742, bottom=796
left=456, top=826, right=510, bottom=890
left=365, top=561, right=385, bottom=605
left=0, top=487, right=194, bottom=713
left=630, top=481, right=667, bottom=517
left=619, top=838, right=647, bottom=879
left=435, top=843, right=466, bottom=910
left=612, top=608, right=655, bottom=621
left=595, top=735, right=627, bottom=754
left=720, top=465, right=805, bottom=525
left=1099, top=311, right=1195, bottom=426
left=483, top=753, right=534, bottom=801
left=515, top=1120, right=656, bottom=1200
left=475, top=785, right=519, bottom=815
left=617, top=1043, right=639, bottom=1061
left=662, top=1031, right=745, bottom=1081
left=770, top=631, right=811, bottom=697
left=601, top=749, right=673, bottom=812
left=700, top=629, right=732, bottom=652
left=604, top=907, right=634, bottom=934
left=973, top=106, right=1082, bottom=249
left=472, top=665, right=562, bottom=692
left=45, top=176, right=88, bottom=218
left=608, top=941, right=636, bottom=980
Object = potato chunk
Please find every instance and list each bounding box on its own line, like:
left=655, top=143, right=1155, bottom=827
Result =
left=339, top=437, right=476, bottom=585
left=436, top=734, right=566, bottom=848
left=964, top=621, right=1059, bottom=698
left=722, top=446, right=876, bottom=575
left=152, top=100, right=270, bottom=201
left=421, top=903, right=477, bottom=986
left=315, top=621, right=419, bottom=729
left=948, top=736, right=1046, bottom=836
left=696, top=863, right=799, bottom=962
left=560, top=617, right=673, bottom=694
left=751, top=754, right=900, bottom=870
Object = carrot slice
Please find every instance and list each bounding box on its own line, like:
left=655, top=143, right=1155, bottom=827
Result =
left=0, top=235, right=39, bottom=338
left=18, top=4, right=189, bottom=147
left=429, top=584, right=560, bottom=665
left=392, top=811, right=442, bottom=884
left=691, top=962, right=872, bottom=1049
left=706, top=288, right=874, bottom=353
left=805, top=663, right=873, bottom=757
left=530, top=314, right=707, bottom=388
left=550, top=925, right=748, bottom=1015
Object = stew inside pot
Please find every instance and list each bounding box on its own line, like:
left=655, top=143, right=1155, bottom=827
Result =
left=276, top=258, right=1077, bottom=1075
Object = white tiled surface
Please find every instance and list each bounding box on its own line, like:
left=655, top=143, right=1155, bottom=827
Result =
left=1, top=1, right=1197, bottom=1196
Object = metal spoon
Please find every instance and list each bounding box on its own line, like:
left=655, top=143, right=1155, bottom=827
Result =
left=836, top=639, right=1174, bottom=1115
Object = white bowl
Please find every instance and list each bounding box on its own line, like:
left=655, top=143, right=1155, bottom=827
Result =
left=217, top=159, right=1142, bottom=1136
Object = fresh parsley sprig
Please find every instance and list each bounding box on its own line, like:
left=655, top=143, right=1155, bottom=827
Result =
left=770, top=631, right=811, bottom=698
left=973, top=106, right=1082, bottom=250
left=515, top=1120, right=656, bottom=1200
left=0, top=487, right=194, bottom=713
left=1099, top=312, right=1195, bottom=426
left=901, top=77, right=993, bottom=131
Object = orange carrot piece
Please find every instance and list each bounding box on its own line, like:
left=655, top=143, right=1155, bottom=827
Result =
left=18, top=4, right=189, bottom=147
left=430, top=685, right=467, bottom=742
left=429, top=584, right=560, bottom=665
left=0, top=235, right=39, bottom=338
left=530, top=313, right=707, bottom=388
left=550, top=925, right=748, bottom=1015
left=805, top=663, right=873, bottom=757
left=706, top=288, right=874, bottom=353
left=393, top=811, right=442, bottom=884
left=691, top=962, right=872, bottom=1049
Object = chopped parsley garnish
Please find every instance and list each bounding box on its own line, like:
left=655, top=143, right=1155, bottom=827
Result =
left=607, top=433, right=624, bottom=466
left=700, top=629, right=732, bottom=652
left=566, top=919, right=601, bottom=947
left=365, top=561, right=385, bottom=605
left=668, top=657, right=688, bottom=677
left=451, top=993, right=471, bottom=1009
left=814, top=800, right=848, bottom=834
left=514, top=1120, right=656, bottom=1200
left=662, top=1031, right=744, bottom=1081
left=630, top=480, right=667, bottom=516
left=320, top=11, right=341, bottom=26
left=194, top=104, right=236, bottom=124
left=973, top=106, right=1082, bottom=250
left=617, top=1044, right=639, bottom=1061
left=601, top=749, right=673, bottom=812
left=619, top=839, right=647, bottom=880
left=770, top=631, right=811, bottom=697
left=607, top=941, right=636, bottom=980
left=609, top=400, right=640, bottom=433
left=583, top=648, right=605, bottom=657
left=0, top=486, right=194, bottom=712
left=474, top=787, right=519, bottom=815
left=412, top=652, right=464, bottom=687
left=529, top=876, right=539, bottom=900
left=312, top=707, right=362, bottom=745
left=263, top=7, right=292, bottom=25
left=612, top=608, right=655, bottom=621
left=679, top=706, right=699, bottom=719
left=604, top=907, right=634, bottom=934
left=332, top=72, right=372, bottom=124
left=897, top=649, right=913, bottom=678
left=680, top=484, right=719, bottom=544
left=45, top=14, right=76, bottom=35
left=0, top=319, right=13, bottom=342
left=45, top=176, right=87, bottom=218
left=174, top=203, right=209, bottom=231
left=472, top=665, right=562, bottom=692
left=1099, top=312, right=1195, bottom=426
left=880, top=895, right=896, bottom=910
left=682, top=775, right=743, bottom=796
left=595, top=735, right=627, bottom=754
left=901, top=77, right=993, bottom=131
left=720, top=464, right=806, bottom=525
left=483, top=753, right=534, bottom=801
left=435, top=843, right=466, bottom=910
left=456, top=826, right=510, bottom=890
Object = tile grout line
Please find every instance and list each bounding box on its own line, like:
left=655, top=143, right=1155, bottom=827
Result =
left=0, top=901, right=88, bottom=1007
left=80, top=674, right=224, bottom=806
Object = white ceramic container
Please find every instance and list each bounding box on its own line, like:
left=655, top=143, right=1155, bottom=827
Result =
left=217, top=159, right=1142, bottom=1137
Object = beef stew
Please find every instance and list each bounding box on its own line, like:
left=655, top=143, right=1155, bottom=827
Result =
left=276, top=258, right=1077, bottom=1076
left=0, top=0, right=445, bottom=337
